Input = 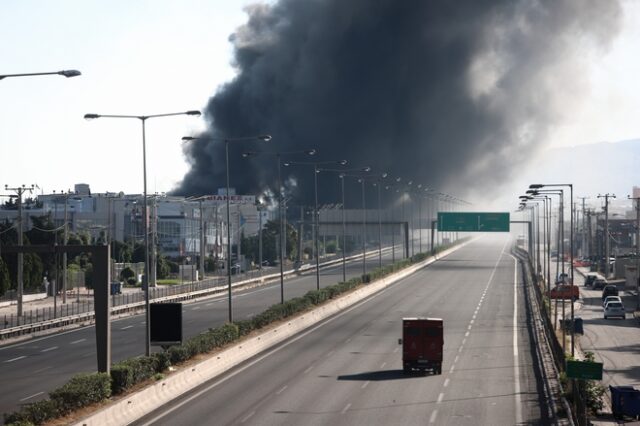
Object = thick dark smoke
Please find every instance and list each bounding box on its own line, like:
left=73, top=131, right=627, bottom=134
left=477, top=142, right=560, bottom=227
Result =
left=175, top=0, right=621, bottom=205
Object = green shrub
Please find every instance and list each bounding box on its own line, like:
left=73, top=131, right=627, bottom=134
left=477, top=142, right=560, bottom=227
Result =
left=168, top=345, right=190, bottom=365
left=50, top=373, right=111, bottom=413
left=110, top=356, right=162, bottom=394
left=234, top=319, right=255, bottom=336
left=4, top=398, right=59, bottom=425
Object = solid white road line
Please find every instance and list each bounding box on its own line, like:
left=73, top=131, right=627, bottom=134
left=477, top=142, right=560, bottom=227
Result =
left=511, top=255, right=522, bottom=425
left=240, top=410, right=255, bottom=423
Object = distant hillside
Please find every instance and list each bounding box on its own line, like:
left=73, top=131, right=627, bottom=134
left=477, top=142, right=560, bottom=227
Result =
left=523, top=139, right=640, bottom=197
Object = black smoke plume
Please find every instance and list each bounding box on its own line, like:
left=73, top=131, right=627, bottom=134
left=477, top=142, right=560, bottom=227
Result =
left=175, top=0, right=621, bottom=205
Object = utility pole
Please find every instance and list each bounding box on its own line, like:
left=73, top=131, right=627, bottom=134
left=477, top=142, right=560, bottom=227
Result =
left=199, top=200, right=205, bottom=280
left=577, top=197, right=588, bottom=258
left=4, top=184, right=35, bottom=316
left=628, top=195, right=640, bottom=309
left=597, top=194, right=616, bottom=278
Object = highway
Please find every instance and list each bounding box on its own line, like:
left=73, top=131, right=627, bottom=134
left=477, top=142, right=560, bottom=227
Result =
left=0, top=245, right=404, bottom=418
left=136, top=234, right=548, bottom=425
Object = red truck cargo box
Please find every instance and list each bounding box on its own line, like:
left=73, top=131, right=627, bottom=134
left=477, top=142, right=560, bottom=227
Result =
left=402, top=317, right=443, bottom=374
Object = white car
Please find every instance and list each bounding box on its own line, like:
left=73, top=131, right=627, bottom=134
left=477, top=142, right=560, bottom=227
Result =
left=603, top=296, right=622, bottom=307
left=604, top=301, right=626, bottom=319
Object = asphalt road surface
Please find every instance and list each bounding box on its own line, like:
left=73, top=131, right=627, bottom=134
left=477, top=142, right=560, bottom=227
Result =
left=0, top=245, right=404, bottom=418
left=136, top=234, right=547, bottom=426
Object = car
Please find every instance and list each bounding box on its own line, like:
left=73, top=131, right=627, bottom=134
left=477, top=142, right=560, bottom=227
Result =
left=593, top=278, right=608, bottom=290
left=602, top=285, right=619, bottom=300
left=584, top=273, right=599, bottom=287
left=603, top=295, right=622, bottom=307
left=604, top=301, right=625, bottom=319
left=547, top=284, right=579, bottom=301
left=556, top=272, right=570, bottom=284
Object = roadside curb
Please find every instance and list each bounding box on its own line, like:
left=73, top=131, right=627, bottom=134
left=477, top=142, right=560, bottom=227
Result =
left=74, top=240, right=474, bottom=426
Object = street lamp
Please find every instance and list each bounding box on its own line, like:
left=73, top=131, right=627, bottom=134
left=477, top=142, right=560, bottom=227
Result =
left=84, top=110, right=201, bottom=356
left=183, top=134, right=271, bottom=322
left=0, top=69, right=81, bottom=80
left=317, top=167, right=371, bottom=282
left=242, top=148, right=316, bottom=303
left=530, top=183, right=575, bottom=357
left=284, top=159, right=348, bottom=290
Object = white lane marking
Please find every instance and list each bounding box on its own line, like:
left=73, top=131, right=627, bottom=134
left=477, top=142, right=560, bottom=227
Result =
left=380, top=362, right=386, bottom=369
left=454, top=355, right=459, bottom=364
left=41, top=346, right=58, bottom=352
left=469, top=319, right=474, bottom=324
left=240, top=411, right=255, bottom=423
left=205, top=303, right=213, bottom=307
left=458, top=346, right=463, bottom=353
left=135, top=273, right=416, bottom=425
left=276, top=385, right=288, bottom=395
left=191, top=307, right=201, bottom=311
left=341, top=403, right=352, bottom=414
left=345, top=337, right=352, bottom=343
left=449, top=365, right=455, bottom=373
left=121, top=325, right=133, bottom=330
left=444, top=378, right=450, bottom=387
left=19, top=391, right=44, bottom=402
left=304, top=365, right=314, bottom=374
left=511, top=255, right=522, bottom=425
left=34, top=366, right=52, bottom=374
left=393, top=347, right=399, bottom=353
left=361, top=380, right=370, bottom=389
left=139, top=321, right=146, bottom=325
left=326, top=350, right=335, bottom=357
left=70, top=339, right=86, bottom=345
left=462, top=338, right=466, bottom=345
left=4, top=356, right=26, bottom=363
left=437, top=393, right=444, bottom=403
left=429, top=410, right=438, bottom=423
left=464, top=331, right=469, bottom=337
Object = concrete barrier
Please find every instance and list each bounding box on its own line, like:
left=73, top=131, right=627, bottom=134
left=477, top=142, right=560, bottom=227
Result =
left=75, top=239, right=473, bottom=426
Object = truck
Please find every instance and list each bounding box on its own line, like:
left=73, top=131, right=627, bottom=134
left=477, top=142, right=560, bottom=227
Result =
left=400, top=317, right=443, bottom=375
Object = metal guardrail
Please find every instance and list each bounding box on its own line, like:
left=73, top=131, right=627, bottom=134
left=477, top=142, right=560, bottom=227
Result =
left=0, top=245, right=397, bottom=340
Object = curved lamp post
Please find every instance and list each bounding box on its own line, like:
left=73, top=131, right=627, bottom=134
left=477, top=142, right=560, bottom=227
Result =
left=284, top=159, right=348, bottom=289
left=85, top=110, right=201, bottom=356
left=0, top=70, right=81, bottom=80
left=182, top=134, right=271, bottom=323
left=242, top=148, right=316, bottom=303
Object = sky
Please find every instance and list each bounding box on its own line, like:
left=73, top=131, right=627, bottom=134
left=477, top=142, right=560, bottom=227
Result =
left=1, top=0, right=640, bottom=205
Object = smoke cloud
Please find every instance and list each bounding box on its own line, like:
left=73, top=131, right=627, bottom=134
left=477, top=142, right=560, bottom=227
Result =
left=175, top=0, right=621, bottom=204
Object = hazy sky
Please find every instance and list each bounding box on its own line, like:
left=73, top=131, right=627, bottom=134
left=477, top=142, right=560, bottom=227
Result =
left=1, top=0, right=639, bottom=198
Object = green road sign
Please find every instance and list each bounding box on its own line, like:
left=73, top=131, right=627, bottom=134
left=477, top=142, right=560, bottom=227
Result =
left=437, top=212, right=510, bottom=232
left=566, top=360, right=603, bottom=380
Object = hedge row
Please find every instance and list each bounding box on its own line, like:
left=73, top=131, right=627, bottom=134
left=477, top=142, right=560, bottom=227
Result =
left=4, top=240, right=465, bottom=425
left=4, top=373, right=111, bottom=425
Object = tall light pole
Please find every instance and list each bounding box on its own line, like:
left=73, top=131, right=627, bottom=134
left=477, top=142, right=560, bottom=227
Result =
left=629, top=194, right=640, bottom=310
left=530, top=183, right=575, bottom=357
left=183, top=134, right=271, bottom=322
left=597, top=193, right=616, bottom=279
left=242, top=148, right=316, bottom=303
left=84, top=110, right=200, bottom=356
left=0, top=70, right=81, bottom=80
left=317, top=167, right=371, bottom=282
left=284, top=159, right=348, bottom=290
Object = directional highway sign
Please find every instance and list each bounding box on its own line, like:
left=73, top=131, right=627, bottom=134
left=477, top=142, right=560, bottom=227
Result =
left=438, top=212, right=510, bottom=232
left=566, top=360, right=603, bottom=380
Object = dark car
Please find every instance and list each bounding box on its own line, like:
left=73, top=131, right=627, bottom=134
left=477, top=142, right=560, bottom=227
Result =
left=602, top=285, right=619, bottom=300
left=593, top=279, right=608, bottom=290
left=584, top=273, right=598, bottom=287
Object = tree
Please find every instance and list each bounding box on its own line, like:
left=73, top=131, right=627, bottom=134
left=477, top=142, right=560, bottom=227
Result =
left=0, top=257, right=10, bottom=297
left=111, top=240, right=132, bottom=263
left=241, top=220, right=298, bottom=265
